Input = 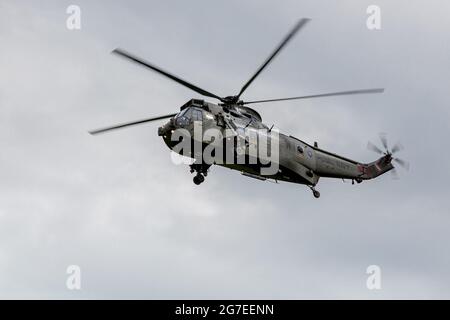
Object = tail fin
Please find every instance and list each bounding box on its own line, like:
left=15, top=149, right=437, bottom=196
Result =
left=359, top=154, right=394, bottom=179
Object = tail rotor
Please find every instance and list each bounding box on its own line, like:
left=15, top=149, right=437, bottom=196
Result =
left=367, top=133, right=410, bottom=179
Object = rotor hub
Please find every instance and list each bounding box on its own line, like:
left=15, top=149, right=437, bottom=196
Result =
left=221, top=96, right=241, bottom=105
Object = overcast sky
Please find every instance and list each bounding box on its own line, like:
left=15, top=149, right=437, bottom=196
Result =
left=1, top=0, right=449, bottom=299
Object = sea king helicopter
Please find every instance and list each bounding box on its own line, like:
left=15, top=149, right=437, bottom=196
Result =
left=90, top=19, right=408, bottom=198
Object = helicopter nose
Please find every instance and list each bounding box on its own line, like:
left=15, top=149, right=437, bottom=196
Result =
left=157, top=120, right=174, bottom=136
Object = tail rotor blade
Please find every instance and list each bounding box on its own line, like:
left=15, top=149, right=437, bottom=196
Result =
left=390, top=168, right=400, bottom=180
left=391, top=142, right=404, bottom=154
left=367, top=141, right=383, bottom=154
left=394, top=158, right=410, bottom=171
left=379, top=132, right=388, bottom=150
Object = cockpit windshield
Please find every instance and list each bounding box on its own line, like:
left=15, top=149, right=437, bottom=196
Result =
left=176, top=107, right=203, bottom=126
left=176, top=108, right=188, bottom=118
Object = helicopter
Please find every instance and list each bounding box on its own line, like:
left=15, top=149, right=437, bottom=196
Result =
left=90, top=18, right=408, bottom=198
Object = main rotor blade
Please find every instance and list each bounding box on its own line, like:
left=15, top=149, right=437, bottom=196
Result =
left=236, top=18, right=310, bottom=99
left=241, top=88, right=385, bottom=105
left=89, top=113, right=177, bottom=135
left=112, top=48, right=224, bottom=101
left=367, top=141, right=383, bottom=155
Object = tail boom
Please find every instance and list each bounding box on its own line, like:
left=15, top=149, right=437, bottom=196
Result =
left=313, top=148, right=394, bottom=181
left=358, top=154, right=394, bottom=180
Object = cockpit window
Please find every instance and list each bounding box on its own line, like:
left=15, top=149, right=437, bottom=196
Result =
left=191, top=109, right=203, bottom=121
left=176, top=108, right=188, bottom=118
left=184, top=108, right=193, bottom=119
left=176, top=107, right=202, bottom=126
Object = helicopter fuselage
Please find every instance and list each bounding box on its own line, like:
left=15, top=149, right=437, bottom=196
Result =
left=90, top=19, right=401, bottom=198
left=158, top=99, right=394, bottom=187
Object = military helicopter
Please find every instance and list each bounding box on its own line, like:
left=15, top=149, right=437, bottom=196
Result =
left=90, top=19, right=408, bottom=198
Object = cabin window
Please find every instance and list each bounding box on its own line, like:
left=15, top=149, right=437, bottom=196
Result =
left=297, top=146, right=304, bottom=154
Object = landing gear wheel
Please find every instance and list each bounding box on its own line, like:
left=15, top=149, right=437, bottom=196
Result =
left=309, top=186, right=320, bottom=199
left=193, top=174, right=205, bottom=185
